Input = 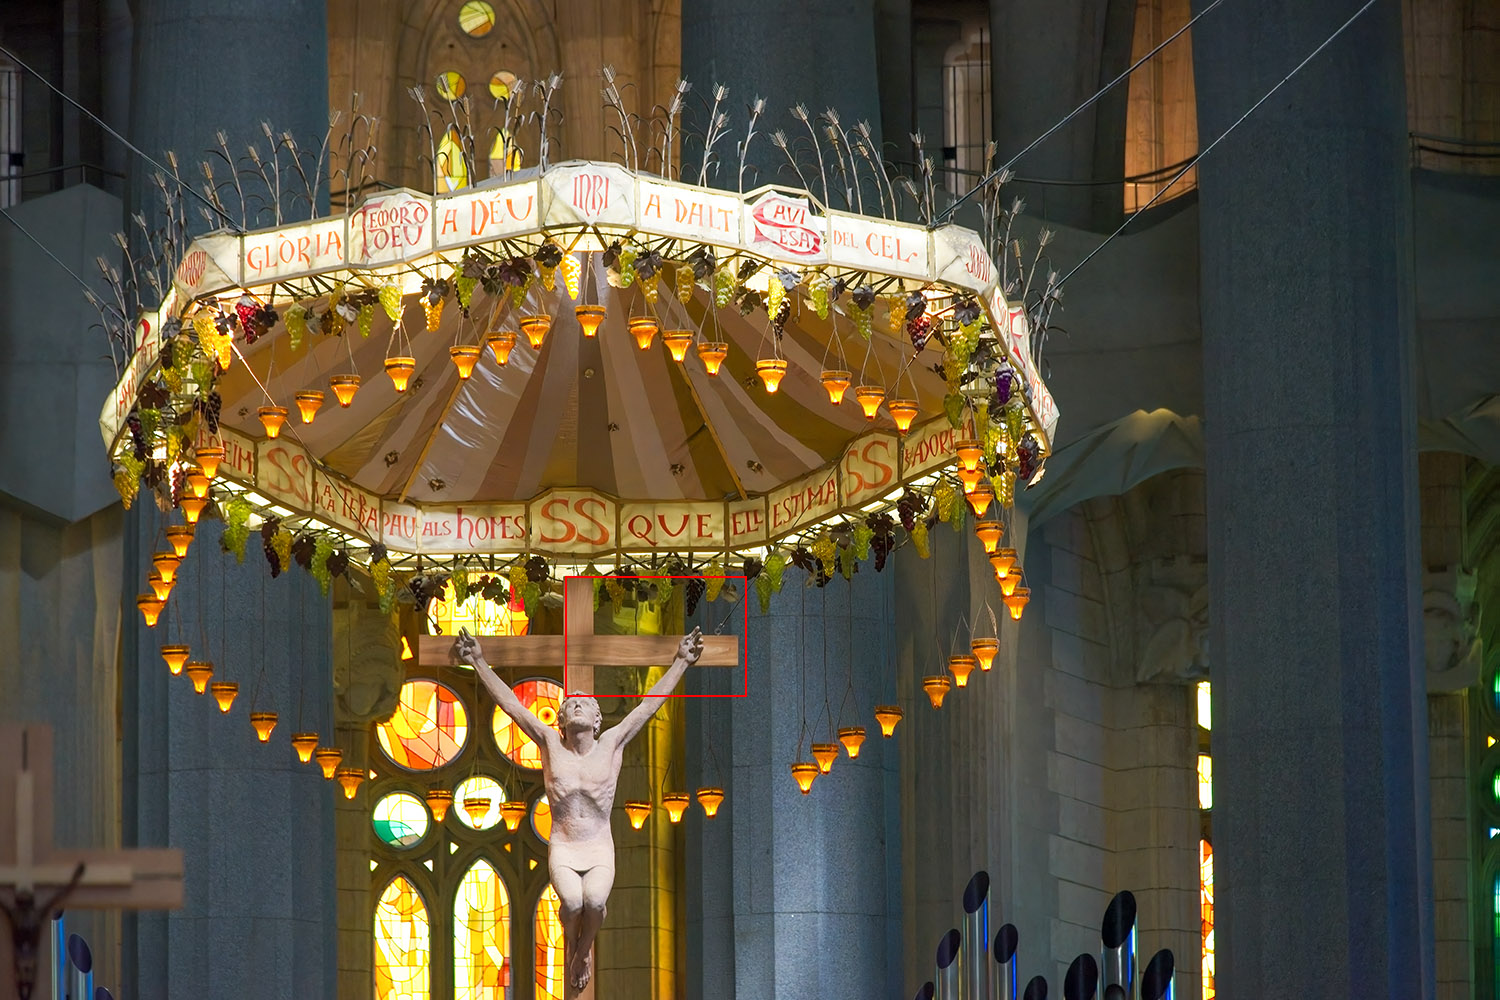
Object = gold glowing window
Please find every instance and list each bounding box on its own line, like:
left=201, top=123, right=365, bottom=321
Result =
left=1201, top=839, right=1215, bottom=999
left=454, top=858, right=511, bottom=999
left=492, top=680, right=563, bottom=769
left=1197, top=754, right=1213, bottom=811
left=375, top=875, right=430, bottom=1000
left=534, top=885, right=565, bottom=1000
left=430, top=592, right=530, bottom=639
left=376, top=680, right=470, bottom=771
left=458, top=1, right=496, bottom=36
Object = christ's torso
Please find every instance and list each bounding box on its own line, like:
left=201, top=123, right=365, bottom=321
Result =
left=542, top=734, right=622, bottom=859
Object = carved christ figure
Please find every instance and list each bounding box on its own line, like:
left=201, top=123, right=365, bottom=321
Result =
left=453, top=626, right=705, bottom=995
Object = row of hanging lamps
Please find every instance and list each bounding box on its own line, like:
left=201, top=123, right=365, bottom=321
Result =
left=250, top=712, right=278, bottom=742
left=874, top=705, right=903, bottom=737
left=211, top=681, right=238, bottom=713
left=449, top=345, right=482, bottom=379
left=160, top=644, right=190, bottom=676
left=329, top=374, right=361, bottom=407
left=923, top=674, right=951, bottom=709
left=291, top=732, right=320, bottom=764
left=520, top=314, right=550, bottom=349
left=384, top=356, right=416, bottom=392
left=336, top=767, right=365, bottom=799
left=662, top=329, right=694, bottom=362
left=195, top=445, right=224, bottom=479
left=487, top=329, right=517, bottom=365
left=838, top=725, right=867, bottom=758
left=257, top=405, right=288, bottom=438
left=630, top=316, right=658, bottom=350
left=948, top=654, right=977, bottom=689
left=624, top=800, right=652, bottom=829
left=425, top=787, right=453, bottom=822
left=500, top=800, right=528, bottom=831
left=662, top=792, right=691, bottom=823
left=576, top=304, right=605, bottom=338
left=295, top=391, right=324, bottom=423
left=698, top=341, right=728, bottom=375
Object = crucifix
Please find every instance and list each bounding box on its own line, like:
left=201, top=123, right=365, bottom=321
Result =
left=0, top=725, right=184, bottom=1000
left=423, top=576, right=740, bottom=1000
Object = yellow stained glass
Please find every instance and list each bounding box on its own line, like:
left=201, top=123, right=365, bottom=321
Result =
left=376, top=680, right=469, bottom=771
left=1197, top=754, right=1213, bottom=811
left=535, top=884, right=566, bottom=1000
left=454, top=775, right=506, bottom=831
left=488, top=130, right=524, bottom=173
left=455, top=859, right=511, bottom=1000
left=375, top=875, right=430, bottom=1000
left=1197, top=680, right=1212, bottom=730
left=531, top=795, right=552, bottom=843
left=431, top=592, right=529, bottom=639
left=1201, top=839, right=1215, bottom=999
left=436, top=71, right=467, bottom=101
left=459, top=1, right=496, bottom=36
left=437, top=127, right=469, bottom=192
left=489, top=71, right=517, bottom=101
left=493, top=680, right=563, bottom=769
left=373, top=792, right=430, bottom=849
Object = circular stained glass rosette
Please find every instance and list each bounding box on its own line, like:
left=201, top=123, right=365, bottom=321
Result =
left=531, top=795, right=552, bottom=843
left=458, top=0, right=496, bottom=36
left=435, top=70, right=466, bottom=101
left=373, top=792, right=430, bottom=848
left=492, top=679, right=562, bottom=769
left=376, top=680, right=469, bottom=770
left=489, top=70, right=516, bottom=100
left=453, top=774, right=505, bottom=830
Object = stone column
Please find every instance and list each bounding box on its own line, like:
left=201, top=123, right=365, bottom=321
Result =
left=122, top=3, right=335, bottom=996
left=685, top=566, right=900, bottom=1000
left=1191, top=1, right=1432, bottom=996
left=680, top=0, right=884, bottom=191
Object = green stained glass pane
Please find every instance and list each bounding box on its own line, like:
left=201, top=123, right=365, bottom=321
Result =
left=373, top=792, right=430, bottom=849
left=1493, top=671, right=1500, bottom=710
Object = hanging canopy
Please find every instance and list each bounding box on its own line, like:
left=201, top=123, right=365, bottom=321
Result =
left=101, top=162, right=1057, bottom=563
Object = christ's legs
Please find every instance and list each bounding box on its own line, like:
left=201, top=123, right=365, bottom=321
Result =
left=550, top=865, right=586, bottom=987
left=567, top=865, right=614, bottom=988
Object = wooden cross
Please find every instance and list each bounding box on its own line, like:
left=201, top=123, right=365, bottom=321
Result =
left=0, top=725, right=183, bottom=1000
left=417, top=577, right=741, bottom=694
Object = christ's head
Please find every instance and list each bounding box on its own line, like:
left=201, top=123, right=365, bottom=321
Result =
left=559, top=692, right=602, bottom=745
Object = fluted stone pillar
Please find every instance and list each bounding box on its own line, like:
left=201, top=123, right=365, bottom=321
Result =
left=685, top=566, right=901, bottom=999
left=122, top=2, right=334, bottom=996
left=1191, top=0, right=1433, bottom=995
left=680, top=0, right=884, bottom=191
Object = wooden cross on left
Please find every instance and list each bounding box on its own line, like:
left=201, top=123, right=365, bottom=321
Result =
left=0, top=725, right=183, bottom=1000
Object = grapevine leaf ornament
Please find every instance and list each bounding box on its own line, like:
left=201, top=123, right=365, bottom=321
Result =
left=865, top=512, right=896, bottom=571
left=944, top=392, right=965, bottom=429
left=291, top=533, right=316, bottom=569
left=327, top=549, right=349, bottom=579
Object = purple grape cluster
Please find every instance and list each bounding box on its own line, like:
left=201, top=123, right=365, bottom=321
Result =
left=685, top=577, right=706, bottom=616
left=262, top=518, right=282, bottom=577
left=866, top=512, right=896, bottom=571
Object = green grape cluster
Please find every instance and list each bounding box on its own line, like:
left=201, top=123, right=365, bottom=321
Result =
left=754, top=573, right=774, bottom=614
left=379, top=282, right=403, bottom=321
left=456, top=275, right=478, bottom=310
left=943, top=392, right=965, bottom=429
left=113, top=454, right=144, bottom=509
left=767, top=277, right=785, bottom=320
left=838, top=544, right=855, bottom=579
left=451, top=563, right=469, bottom=603
left=285, top=304, right=308, bottom=350
left=714, top=269, right=734, bottom=307
left=138, top=408, right=161, bottom=441
left=934, top=482, right=959, bottom=523
left=618, top=248, right=637, bottom=287
left=852, top=306, right=873, bottom=340
left=764, top=551, right=787, bottom=591
left=811, top=533, right=836, bottom=567
left=1005, top=400, right=1026, bottom=446
left=676, top=264, right=695, bottom=304
left=223, top=498, right=252, bottom=562
left=310, top=536, right=334, bottom=595
left=272, top=529, right=293, bottom=576
left=885, top=294, right=907, bottom=333
left=358, top=302, right=375, bottom=338
left=910, top=520, right=930, bottom=559
left=705, top=560, right=725, bottom=601
left=372, top=557, right=395, bottom=614
left=852, top=523, right=874, bottom=560
left=509, top=273, right=534, bottom=309
left=995, top=468, right=1016, bottom=508
left=808, top=273, right=830, bottom=319
left=540, top=264, right=557, bottom=291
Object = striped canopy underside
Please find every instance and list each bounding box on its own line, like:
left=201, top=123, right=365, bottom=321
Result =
left=215, top=259, right=950, bottom=507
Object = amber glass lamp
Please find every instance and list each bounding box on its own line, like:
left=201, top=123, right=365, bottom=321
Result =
left=384, top=357, right=416, bottom=392
left=314, top=747, right=342, bottom=779
left=449, top=345, right=482, bottom=379
left=166, top=525, right=194, bottom=557
left=575, top=305, right=606, bottom=338
left=662, top=792, right=690, bottom=823
left=425, top=788, right=453, bottom=823
left=153, top=551, right=181, bottom=584
left=291, top=732, right=319, bottom=764
left=486, top=331, right=517, bottom=366
left=520, top=315, right=551, bottom=349
left=971, top=637, right=999, bottom=671
left=624, top=800, right=653, bottom=830
left=922, top=675, right=952, bottom=709
left=755, top=358, right=788, bottom=393
left=210, top=681, right=238, bottom=713
left=294, top=391, right=324, bottom=424
left=854, top=385, right=885, bottom=418
left=249, top=712, right=277, bottom=742
left=874, top=705, right=904, bottom=737
left=887, top=399, right=920, bottom=434
left=954, top=439, right=983, bottom=473
left=629, top=316, right=658, bottom=350
left=1004, top=585, right=1031, bottom=621
left=184, top=660, right=213, bottom=694
left=696, top=786, right=725, bottom=817
left=974, top=520, right=1003, bottom=554
left=697, top=341, right=728, bottom=375
left=178, top=495, right=208, bottom=525
left=500, top=800, right=528, bottom=831
left=821, top=370, right=852, bottom=405
left=838, top=726, right=867, bottom=758
left=183, top=466, right=210, bottom=499
left=136, top=594, right=164, bottom=627
left=948, top=654, right=977, bottom=689
left=195, top=445, right=225, bottom=479
left=329, top=374, right=361, bottom=407
left=811, top=743, right=839, bottom=774
left=790, top=762, right=819, bottom=794
left=160, top=644, right=190, bottom=676
left=990, top=548, right=1017, bottom=582
left=258, top=405, right=288, bottom=437
left=336, top=767, right=365, bottom=800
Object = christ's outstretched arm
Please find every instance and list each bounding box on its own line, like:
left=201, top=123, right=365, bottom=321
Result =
left=453, top=629, right=553, bottom=748
left=608, top=627, right=704, bottom=747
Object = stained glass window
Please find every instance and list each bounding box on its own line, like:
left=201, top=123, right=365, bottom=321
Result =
left=532, top=795, right=552, bottom=843
left=435, top=71, right=467, bottom=102
left=1201, top=840, right=1214, bottom=999
left=436, top=127, right=469, bottom=193
left=489, top=72, right=517, bottom=101
left=493, top=680, right=563, bottom=769
left=1196, top=680, right=1212, bottom=730
left=1197, top=755, right=1213, bottom=811
left=374, top=793, right=430, bottom=849
left=430, top=592, right=529, bottom=639
left=455, top=859, right=511, bottom=1000
left=458, top=1, right=496, bottom=37
left=454, top=775, right=506, bottom=831
left=377, top=681, right=470, bottom=770
left=375, top=875, right=431, bottom=1000
left=535, top=885, right=566, bottom=1000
